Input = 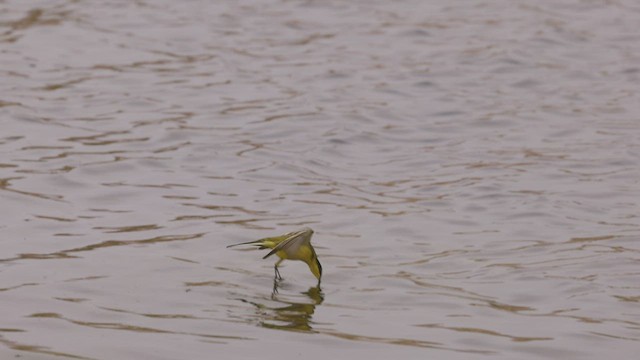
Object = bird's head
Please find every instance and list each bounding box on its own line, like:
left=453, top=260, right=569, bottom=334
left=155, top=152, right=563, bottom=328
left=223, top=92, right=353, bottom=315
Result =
left=308, top=254, right=322, bottom=282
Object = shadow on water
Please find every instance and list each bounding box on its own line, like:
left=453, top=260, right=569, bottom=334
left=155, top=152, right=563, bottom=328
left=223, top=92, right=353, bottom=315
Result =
left=238, top=284, right=324, bottom=332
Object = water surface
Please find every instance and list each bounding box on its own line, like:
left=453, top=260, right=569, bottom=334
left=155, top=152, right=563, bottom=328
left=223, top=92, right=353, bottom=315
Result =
left=1, top=1, right=639, bottom=359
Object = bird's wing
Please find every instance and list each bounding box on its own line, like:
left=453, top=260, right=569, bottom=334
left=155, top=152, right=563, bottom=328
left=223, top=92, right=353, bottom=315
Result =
left=262, top=230, right=309, bottom=259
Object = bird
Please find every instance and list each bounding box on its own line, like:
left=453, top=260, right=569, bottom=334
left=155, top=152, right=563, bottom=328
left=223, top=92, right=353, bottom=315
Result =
left=227, top=227, right=322, bottom=286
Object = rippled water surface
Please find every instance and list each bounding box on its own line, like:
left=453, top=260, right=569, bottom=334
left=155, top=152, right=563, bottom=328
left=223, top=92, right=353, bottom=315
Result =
left=2, top=1, right=640, bottom=359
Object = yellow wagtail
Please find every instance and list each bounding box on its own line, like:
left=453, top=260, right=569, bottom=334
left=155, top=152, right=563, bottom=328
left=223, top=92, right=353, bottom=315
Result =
left=227, top=227, right=322, bottom=285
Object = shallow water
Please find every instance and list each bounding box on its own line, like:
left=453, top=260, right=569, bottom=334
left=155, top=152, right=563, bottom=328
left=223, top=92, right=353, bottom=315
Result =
left=1, top=0, right=639, bottom=359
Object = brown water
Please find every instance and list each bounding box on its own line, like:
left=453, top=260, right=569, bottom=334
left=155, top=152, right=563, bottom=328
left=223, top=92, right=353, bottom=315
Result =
left=1, top=1, right=639, bottom=359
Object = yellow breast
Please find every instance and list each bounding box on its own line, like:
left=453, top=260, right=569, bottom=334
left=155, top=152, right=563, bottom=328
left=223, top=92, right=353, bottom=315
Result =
left=276, top=244, right=312, bottom=261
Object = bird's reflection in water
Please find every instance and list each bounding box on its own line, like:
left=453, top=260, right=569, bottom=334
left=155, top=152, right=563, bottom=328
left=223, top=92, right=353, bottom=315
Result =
left=239, top=281, right=324, bottom=332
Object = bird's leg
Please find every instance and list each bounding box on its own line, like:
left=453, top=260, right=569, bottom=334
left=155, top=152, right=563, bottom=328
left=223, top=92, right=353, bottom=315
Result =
left=274, top=258, right=284, bottom=281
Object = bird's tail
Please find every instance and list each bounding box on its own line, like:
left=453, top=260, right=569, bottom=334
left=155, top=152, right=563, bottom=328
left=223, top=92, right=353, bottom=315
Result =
left=226, top=239, right=263, bottom=248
